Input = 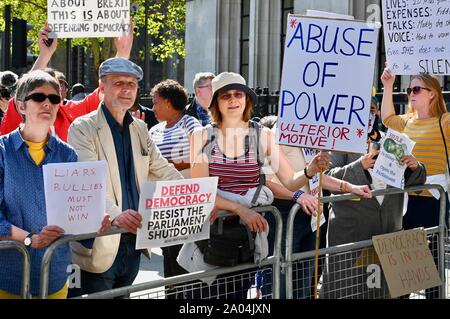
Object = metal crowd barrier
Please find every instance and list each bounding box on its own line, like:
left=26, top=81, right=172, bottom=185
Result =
left=0, top=240, right=31, bottom=299
left=40, top=205, right=282, bottom=299
left=39, top=227, right=129, bottom=299
left=285, top=184, right=447, bottom=299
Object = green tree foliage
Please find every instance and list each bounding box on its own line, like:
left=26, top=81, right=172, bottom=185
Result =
left=0, top=0, right=185, bottom=67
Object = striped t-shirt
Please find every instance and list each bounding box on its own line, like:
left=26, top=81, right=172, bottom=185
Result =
left=208, top=144, right=260, bottom=195
left=384, top=112, right=450, bottom=196
left=149, top=114, right=201, bottom=163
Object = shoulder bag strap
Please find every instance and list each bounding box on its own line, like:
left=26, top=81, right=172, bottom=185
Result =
left=249, top=120, right=266, bottom=205
left=438, top=114, right=450, bottom=174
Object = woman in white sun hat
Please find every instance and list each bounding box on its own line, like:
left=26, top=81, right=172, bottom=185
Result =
left=189, top=72, right=371, bottom=299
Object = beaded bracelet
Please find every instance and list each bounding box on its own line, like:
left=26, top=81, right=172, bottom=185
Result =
left=292, top=190, right=304, bottom=202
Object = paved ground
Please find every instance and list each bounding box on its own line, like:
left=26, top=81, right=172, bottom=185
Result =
left=134, top=248, right=164, bottom=283
left=132, top=248, right=259, bottom=299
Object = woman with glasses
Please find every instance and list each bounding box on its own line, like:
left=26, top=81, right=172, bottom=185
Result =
left=381, top=68, right=448, bottom=298
left=0, top=71, right=109, bottom=299
left=190, top=72, right=372, bottom=299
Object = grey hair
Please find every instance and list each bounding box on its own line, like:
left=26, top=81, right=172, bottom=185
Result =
left=193, top=72, right=215, bottom=90
left=16, top=70, right=61, bottom=102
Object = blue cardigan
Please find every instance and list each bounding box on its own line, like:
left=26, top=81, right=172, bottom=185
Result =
left=0, top=129, right=77, bottom=296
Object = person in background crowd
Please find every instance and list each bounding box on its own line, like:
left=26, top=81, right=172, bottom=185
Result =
left=129, top=88, right=158, bottom=130
left=70, top=83, right=88, bottom=101
left=68, top=58, right=183, bottom=297
left=258, top=115, right=374, bottom=299
left=185, top=72, right=215, bottom=126
left=0, top=71, right=18, bottom=122
left=0, top=21, right=133, bottom=142
left=55, top=71, right=69, bottom=104
left=381, top=67, right=449, bottom=299
left=150, top=80, right=202, bottom=177
left=0, top=70, right=110, bottom=299
left=149, top=80, right=201, bottom=298
left=368, top=95, right=382, bottom=142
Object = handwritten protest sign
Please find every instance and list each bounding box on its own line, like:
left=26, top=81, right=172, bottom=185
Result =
left=47, top=0, right=131, bottom=38
left=136, top=177, right=218, bottom=249
left=276, top=15, right=379, bottom=154
left=373, top=129, right=415, bottom=189
left=373, top=229, right=441, bottom=298
left=382, top=0, right=450, bottom=75
left=43, top=161, right=107, bottom=235
left=301, top=148, right=326, bottom=231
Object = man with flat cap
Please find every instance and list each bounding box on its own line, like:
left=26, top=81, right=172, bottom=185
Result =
left=68, top=57, right=183, bottom=296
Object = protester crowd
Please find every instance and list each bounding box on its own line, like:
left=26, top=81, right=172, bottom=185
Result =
left=0, top=19, right=447, bottom=300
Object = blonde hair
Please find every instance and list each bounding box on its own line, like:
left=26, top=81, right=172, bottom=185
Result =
left=407, top=74, right=446, bottom=117
left=209, top=94, right=253, bottom=126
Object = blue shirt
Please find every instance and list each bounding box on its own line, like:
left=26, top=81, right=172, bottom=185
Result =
left=102, top=104, right=139, bottom=212
left=195, top=102, right=210, bottom=126
left=0, top=129, right=77, bottom=296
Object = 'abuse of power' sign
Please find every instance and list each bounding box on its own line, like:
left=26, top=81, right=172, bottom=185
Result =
left=136, top=177, right=218, bottom=249
left=276, top=15, right=379, bottom=154
left=47, top=0, right=131, bottom=38
left=43, top=161, right=107, bottom=235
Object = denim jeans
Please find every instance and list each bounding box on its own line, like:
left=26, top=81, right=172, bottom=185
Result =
left=68, top=237, right=141, bottom=298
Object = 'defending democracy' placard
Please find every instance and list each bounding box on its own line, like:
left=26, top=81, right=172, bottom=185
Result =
left=47, top=0, right=131, bottom=38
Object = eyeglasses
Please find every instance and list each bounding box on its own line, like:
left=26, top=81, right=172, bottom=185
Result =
left=407, top=86, right=431, bottom=96
left=218, top=92, right=246, bottom=101
left=59, top=80, right=68, bottom=89
left=197, top=84, right=211, bottom=89
left=24, top=93, right=61, bottom=105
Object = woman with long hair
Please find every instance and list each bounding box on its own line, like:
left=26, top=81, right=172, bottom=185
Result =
left=381, top=69, right=448, bottom=299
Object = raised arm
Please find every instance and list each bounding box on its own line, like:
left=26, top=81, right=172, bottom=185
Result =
left=380, top=66, right=396, bottom=122
left=114, top=18, right=134, bottom=59
left=32, top=21, right=58, bottom=71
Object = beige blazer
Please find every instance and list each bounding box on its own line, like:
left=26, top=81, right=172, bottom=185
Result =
left=67, top=105, right=183, bottom=273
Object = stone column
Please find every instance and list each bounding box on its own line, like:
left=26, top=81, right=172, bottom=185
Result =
left=184, top=0, right=219, bottom=92
left=248, top=0, right=282, bottom=90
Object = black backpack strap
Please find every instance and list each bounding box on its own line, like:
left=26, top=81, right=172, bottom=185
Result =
left=201, top=123, right=218, bottom=162
left=249, top=120, right=266, bottom=205
left=438, top=114, right=450, bottom=174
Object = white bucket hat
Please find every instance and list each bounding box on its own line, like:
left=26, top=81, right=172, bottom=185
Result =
left=209, top=72, right=257, bottom=108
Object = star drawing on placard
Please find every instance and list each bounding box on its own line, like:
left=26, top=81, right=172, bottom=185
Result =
left=290, top=19, right=297, bottom=28
left=356, top=128, right=364, bottom=138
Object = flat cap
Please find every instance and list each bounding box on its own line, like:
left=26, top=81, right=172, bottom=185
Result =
left=99, top=57, right=143, bottom=81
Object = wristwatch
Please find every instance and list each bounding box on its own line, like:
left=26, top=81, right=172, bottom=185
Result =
left=24, top=233, right=34, bottom=247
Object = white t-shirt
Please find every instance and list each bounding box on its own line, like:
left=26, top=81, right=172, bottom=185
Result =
left=149, top=114, right=201, bottom=163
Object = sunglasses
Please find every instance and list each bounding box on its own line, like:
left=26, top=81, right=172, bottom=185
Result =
left=24, top=93, right=61, bottom=105
left=218, top=92, right=246, bottom=101
left=407, top=86, right=431, bottom=96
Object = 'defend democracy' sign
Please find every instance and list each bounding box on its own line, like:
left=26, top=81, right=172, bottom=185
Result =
left=276, top=15, right=379, bottom=154
left=47, top=0, right=131, bottom=38
left=382, top=0, right=450, bottom=75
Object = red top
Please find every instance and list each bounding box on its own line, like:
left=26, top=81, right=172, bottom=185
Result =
left=208, top=144, right=260, bottom=195
left=0, top=89, right=101, bottom=142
